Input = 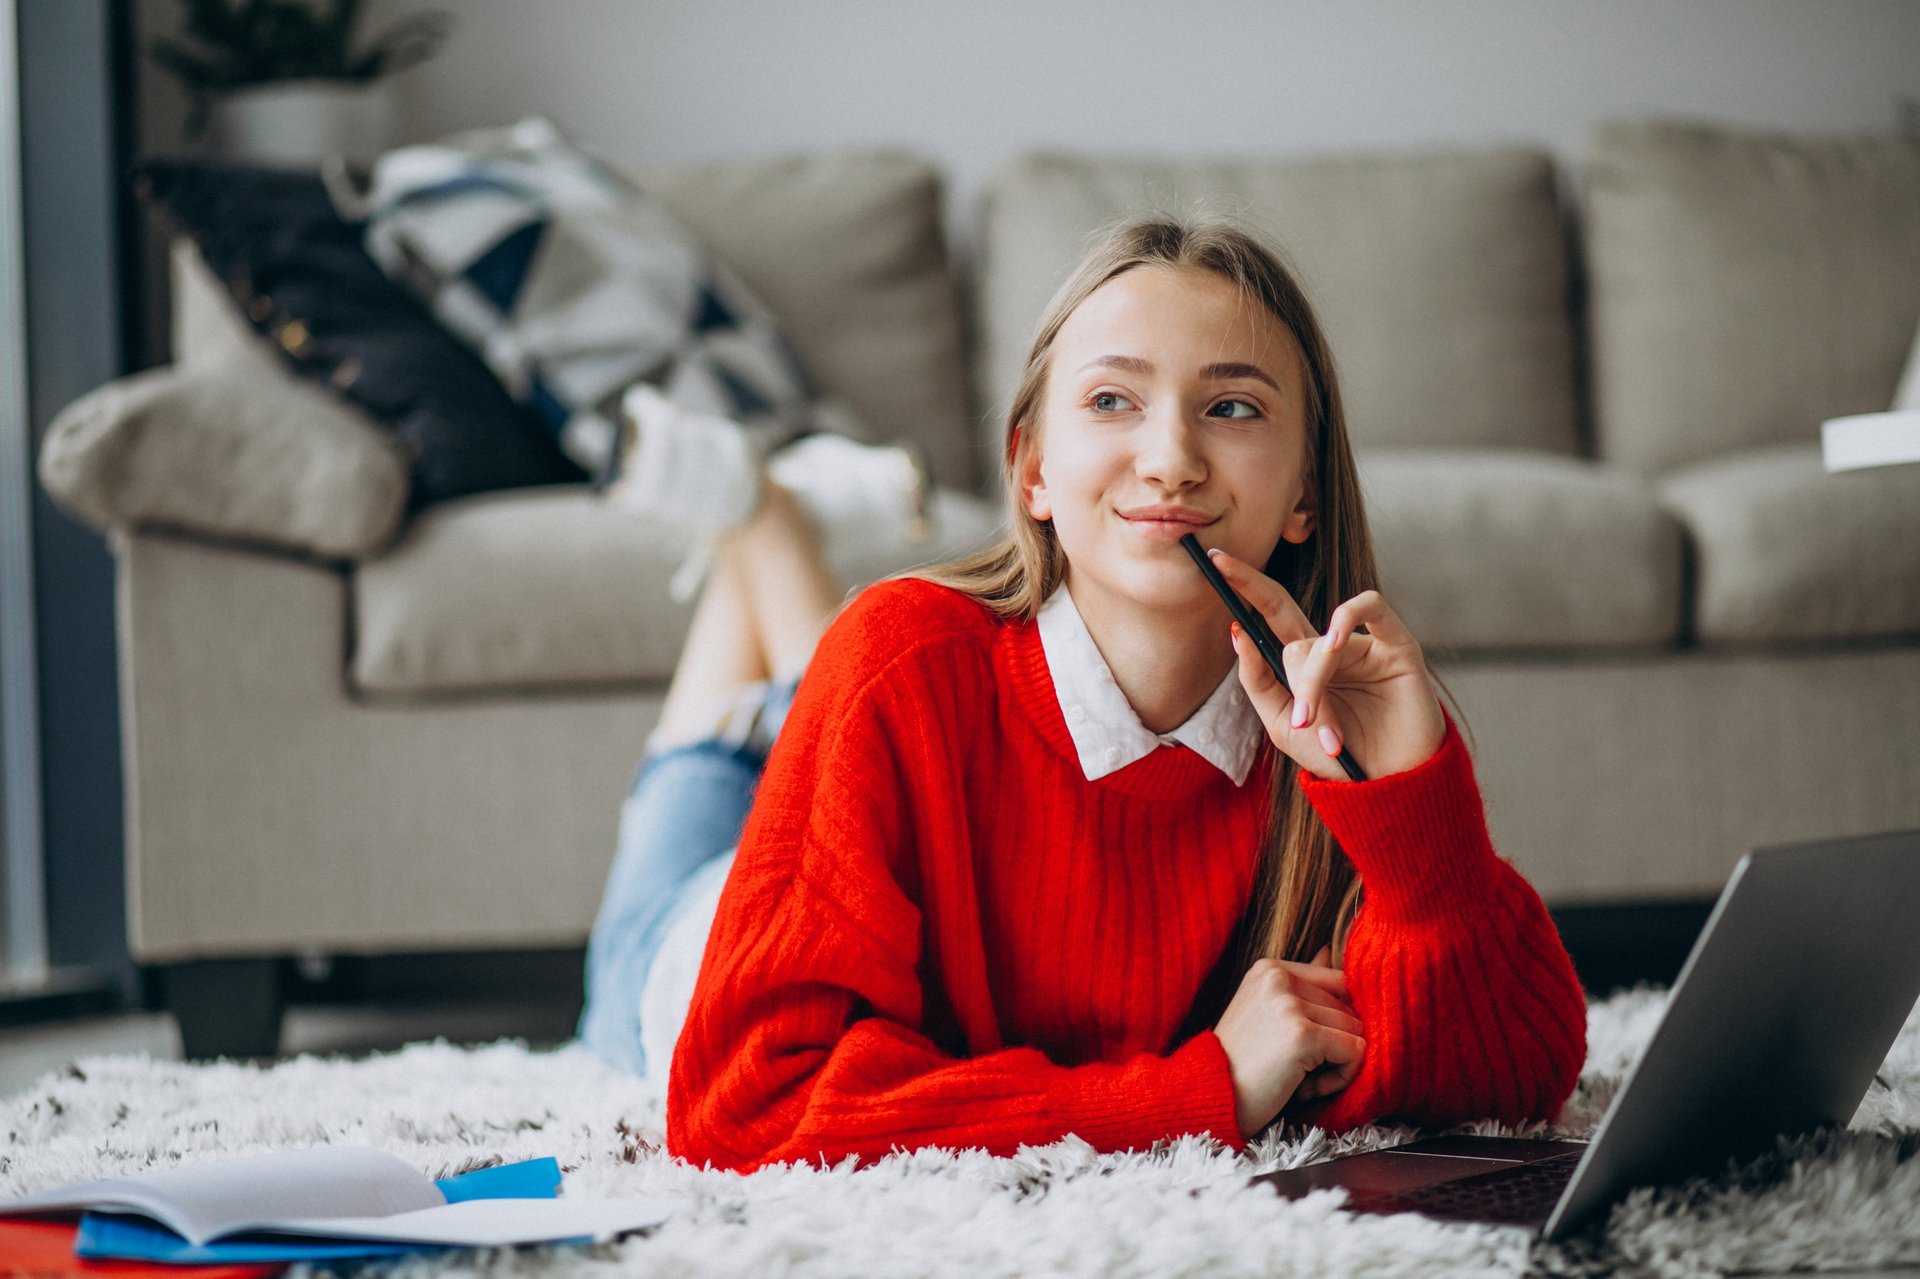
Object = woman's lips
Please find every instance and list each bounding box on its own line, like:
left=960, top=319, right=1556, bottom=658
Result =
left=1117, top=509, right=1218, bottom=541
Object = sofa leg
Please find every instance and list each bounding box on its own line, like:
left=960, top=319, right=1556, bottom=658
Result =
left=162, top=959, right=286, bottom=1060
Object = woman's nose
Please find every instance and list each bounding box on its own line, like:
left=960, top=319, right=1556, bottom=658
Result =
left=1134, top=401, right=1207, bottom=489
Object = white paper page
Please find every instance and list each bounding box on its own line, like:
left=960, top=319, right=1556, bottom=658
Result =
left=1821, top=409, right=1920, bottom=472
left=236, top=1196, right=678, bottom=1247
left=0, top=1148, right=445, bottom=1245
left=1894, top=320, right=1920, bottom=412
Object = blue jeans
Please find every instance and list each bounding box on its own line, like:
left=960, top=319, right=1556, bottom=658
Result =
left=577, top=677, right=800, bottom=1076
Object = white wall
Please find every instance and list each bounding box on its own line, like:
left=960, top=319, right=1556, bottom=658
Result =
left=351, top=0, right=1920, bottom=255
left=133, top=0, right=1920, bottom=328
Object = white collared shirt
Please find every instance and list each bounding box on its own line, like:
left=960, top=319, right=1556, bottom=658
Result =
left=1036, top=582, right=1263, bottom=786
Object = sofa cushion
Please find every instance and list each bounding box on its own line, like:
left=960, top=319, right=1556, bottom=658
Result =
left=40, top=364, right=409, bottom=560
left=352, top=486, right=1005, bottom=696
left=1585, top=120, right=1920, bottom=474
left=1358, top=449, right=1684, bottom=652
left=353, top=488, right=694, bottom=695
left=357, top=453, right=1681, bottom=696
left=636, top=150, right=978, bottom=492
left=1657, top=444, right=1920, bottom=644
left=976, top=147, right=1580, bottom=483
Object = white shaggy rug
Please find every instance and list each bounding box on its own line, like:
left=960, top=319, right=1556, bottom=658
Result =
left=4, top=988, right=1918, bottom=1279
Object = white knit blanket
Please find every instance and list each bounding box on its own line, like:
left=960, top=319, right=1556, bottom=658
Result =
left=4, top=988, right=1918, bottom=1278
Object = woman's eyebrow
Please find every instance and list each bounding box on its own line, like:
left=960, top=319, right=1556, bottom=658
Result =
left=1074, top=354, right=1281, bottom=393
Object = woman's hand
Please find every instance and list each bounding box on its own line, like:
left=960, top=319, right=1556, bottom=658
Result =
left=1215, top=946, right=1364, bottom=1138
left=1208, top=549, right=1445, bottom=782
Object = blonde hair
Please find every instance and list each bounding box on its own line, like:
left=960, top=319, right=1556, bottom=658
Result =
left=908, top=210, right=1399, bottom=964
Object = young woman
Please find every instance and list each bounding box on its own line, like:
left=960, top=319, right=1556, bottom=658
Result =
left=580, top=214, right=1588, bottom=1175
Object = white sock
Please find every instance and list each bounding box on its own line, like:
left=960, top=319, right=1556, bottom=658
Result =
left=767, top=435, right=1006, bottom=588
left=766, top=433, right=929, bottom=547
left=607, top=384, right=768, bottom=600
left=607, top=383, right=763, bottom=536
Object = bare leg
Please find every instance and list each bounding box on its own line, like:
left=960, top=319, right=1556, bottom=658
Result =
left=649, top=481, right=843, bottom=748
left=650, top=543, right=768, bottom=750
left=724, top=482, right=844, bottom=683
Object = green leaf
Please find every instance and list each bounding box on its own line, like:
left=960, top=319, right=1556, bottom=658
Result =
left=144, top=0, right=450, bottom=87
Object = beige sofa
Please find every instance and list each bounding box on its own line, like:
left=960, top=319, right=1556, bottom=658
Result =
left=42, top=120, right=1920, bottom=1054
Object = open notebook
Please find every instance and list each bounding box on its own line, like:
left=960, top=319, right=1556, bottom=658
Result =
left=0, top=1147, right=675, bottom=1256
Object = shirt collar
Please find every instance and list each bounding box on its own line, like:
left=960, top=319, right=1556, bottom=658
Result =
left=1036, top=582, right=1263, bottom=786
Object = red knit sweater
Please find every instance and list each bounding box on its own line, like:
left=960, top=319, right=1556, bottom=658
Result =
left=667, top=579, right=1586, bottom=1173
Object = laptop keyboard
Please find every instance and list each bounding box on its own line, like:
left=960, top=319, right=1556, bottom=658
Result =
left=1359, top=1151, right=1584, bottom=1225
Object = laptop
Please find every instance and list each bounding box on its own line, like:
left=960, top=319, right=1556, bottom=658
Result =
left=1248, top=827, right=1920, bottom=1241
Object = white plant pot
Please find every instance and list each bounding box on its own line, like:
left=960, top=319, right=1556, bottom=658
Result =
left=206, top=79, right=394, bottom=164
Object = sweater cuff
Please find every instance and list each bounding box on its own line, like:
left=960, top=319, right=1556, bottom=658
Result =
left=1295, top=711, right=1499, bottom=920
left=1064, top=1030, right=1247, bottom=1156
left=1182, top=1030, right=1250, bottom=1154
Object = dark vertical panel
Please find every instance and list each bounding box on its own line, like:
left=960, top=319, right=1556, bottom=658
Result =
left=18, top=0, right=134, bottom=1001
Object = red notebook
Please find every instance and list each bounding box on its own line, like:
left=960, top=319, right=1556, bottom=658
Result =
left=0, top=1219, right=281, bottom=1279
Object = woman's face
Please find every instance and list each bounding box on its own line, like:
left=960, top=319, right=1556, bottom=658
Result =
left=1021, top=264, right=1316, bottom=623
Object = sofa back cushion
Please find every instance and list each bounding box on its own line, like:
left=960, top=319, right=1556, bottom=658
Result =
left=974, top=146, right=1580, bottom=482
left=1584, top=120, right=1920, bottom=474
left=170, top=149, right=980, bottom=493
left=634, top=150, right=978, bottom=490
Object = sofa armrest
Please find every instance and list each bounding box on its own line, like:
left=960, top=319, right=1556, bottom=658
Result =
left=1656, top=442, right=1920, bottom=643
left=39, top=363, right=410, bottom=560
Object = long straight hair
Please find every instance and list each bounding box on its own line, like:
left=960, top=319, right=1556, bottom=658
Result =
left=909, top=212, right=1393, bottom=963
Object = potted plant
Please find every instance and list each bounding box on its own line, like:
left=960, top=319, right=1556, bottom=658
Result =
left=150, top=0, right=452, bottom=163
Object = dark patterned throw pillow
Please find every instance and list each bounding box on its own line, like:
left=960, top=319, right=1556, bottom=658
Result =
left=136, top=158, right=585, bottom=507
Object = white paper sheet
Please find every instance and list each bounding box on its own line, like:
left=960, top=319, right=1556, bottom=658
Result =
left=0, top=1147, right=444, bottom=1246
left=234, top=1196, right=678, bottom=1246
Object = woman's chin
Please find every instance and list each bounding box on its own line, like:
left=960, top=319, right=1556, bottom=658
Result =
left=1063, top=530, right=1240, bottom=615
left=1108, top=552, right=1226, bottom=615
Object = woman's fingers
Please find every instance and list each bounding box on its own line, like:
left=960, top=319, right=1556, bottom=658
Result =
left=1277, top=958, right=1351, bottom=1002
left=1309, top=1025, right=1368, bottom=1073
left=1274, top=635, right=1358, bottom=765
left=1285, top=591, right=1418, bottom=731
left=1298, top=996, right=1364, bottom=1038
left=1296, top=1044, right=1366, bottom=1100
left=1229, top=624, right=1340, bottom=776
left=1210, top=552, right=1383, bottom=731
left=1288, top=631, right=1369, bottom=728
left=1282, top=977, right=1355, bottom=1021
left=1326, top=589, right=1420, bottom=655
left=1204, top=548, right=1317, bottom=644
left=1230, top=622, right=1300, bottom=740
left=1294, top=1068, right=1346, bottom=1101
left=1215, top=557, right=1437, bottom=777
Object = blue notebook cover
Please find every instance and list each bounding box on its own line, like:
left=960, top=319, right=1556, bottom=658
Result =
left=75, top=1157, right=564, bottom=1264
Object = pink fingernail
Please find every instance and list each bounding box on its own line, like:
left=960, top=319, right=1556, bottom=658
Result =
left=1291, top=699, right=1309, bottom=728
left=1319, top=725, right=1340, bottom=756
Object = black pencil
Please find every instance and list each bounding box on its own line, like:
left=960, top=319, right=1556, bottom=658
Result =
left=1179, top=533, right=1368, bottom=782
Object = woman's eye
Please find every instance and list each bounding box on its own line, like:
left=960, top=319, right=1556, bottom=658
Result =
left=1090, top=391, right=1135, bottom=413
left=1209, top=399, right=1260, bottom=420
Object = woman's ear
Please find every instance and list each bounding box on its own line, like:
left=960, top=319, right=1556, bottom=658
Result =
left=1280, top=489, right=1316, bottom=544
left=1016, top=425, right=1051, bottom=522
